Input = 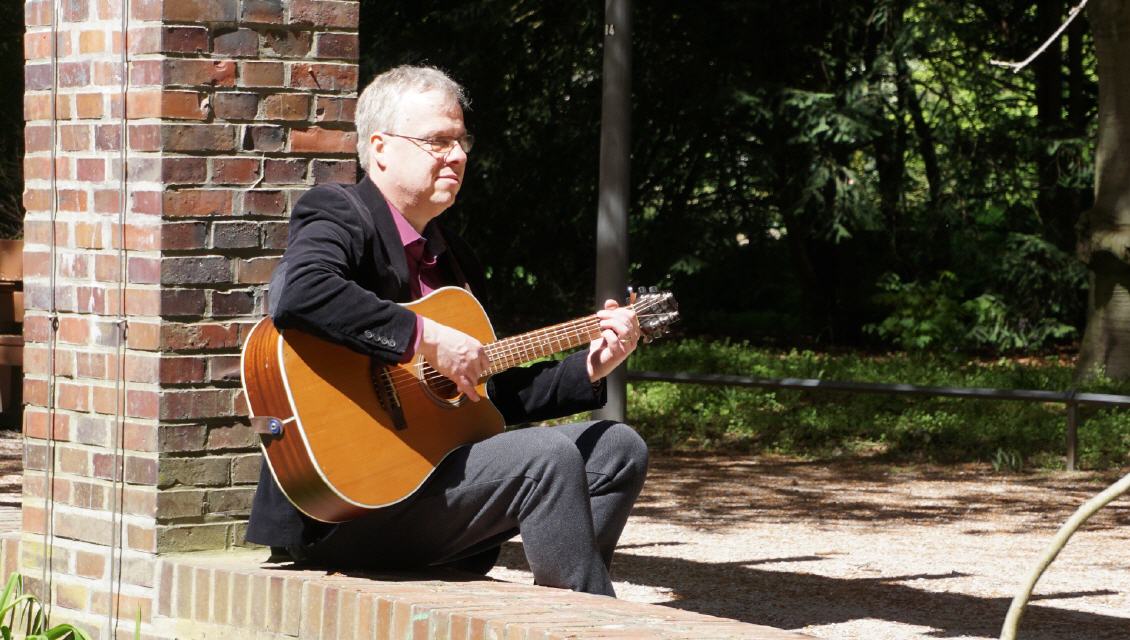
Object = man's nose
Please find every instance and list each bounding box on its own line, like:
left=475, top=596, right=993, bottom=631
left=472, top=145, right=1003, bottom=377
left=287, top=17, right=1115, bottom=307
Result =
left=444, top=143, right=468, bottom=164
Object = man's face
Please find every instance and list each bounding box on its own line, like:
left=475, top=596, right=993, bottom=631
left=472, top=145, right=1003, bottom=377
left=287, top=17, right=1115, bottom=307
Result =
left=369, top=89, right=468, bottom=223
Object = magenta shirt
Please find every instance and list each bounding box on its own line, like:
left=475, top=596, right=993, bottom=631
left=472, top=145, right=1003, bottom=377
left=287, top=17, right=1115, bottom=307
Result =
left=387, top=199, right=447, bottom=361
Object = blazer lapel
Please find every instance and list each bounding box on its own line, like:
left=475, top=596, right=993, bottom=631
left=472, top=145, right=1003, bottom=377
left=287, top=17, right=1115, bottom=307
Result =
left=355, top=175, right=411, bottom=300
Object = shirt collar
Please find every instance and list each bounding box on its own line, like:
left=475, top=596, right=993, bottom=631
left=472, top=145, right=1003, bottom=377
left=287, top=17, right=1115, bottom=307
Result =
left=384, top=197, right=447, bottom=258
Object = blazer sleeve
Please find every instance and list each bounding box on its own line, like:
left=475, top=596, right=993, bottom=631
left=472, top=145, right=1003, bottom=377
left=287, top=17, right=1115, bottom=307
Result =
left=269, top=185, right=418, bottom=363
left=486, top=350, right=607, bottom=425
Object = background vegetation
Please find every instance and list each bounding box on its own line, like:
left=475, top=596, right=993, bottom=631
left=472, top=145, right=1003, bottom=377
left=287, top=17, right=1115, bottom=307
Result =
left=358, top=2, right=1130, bottom=468
left=357, top=1, right=1130, bottom=467
left=361, top=0, right=1096, bottom=351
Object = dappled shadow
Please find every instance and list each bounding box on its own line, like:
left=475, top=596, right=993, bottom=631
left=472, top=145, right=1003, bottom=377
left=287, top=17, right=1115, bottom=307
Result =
left=494, top=542, right=1130, bottom=639
left=634, top=454, right=1130, bottom=534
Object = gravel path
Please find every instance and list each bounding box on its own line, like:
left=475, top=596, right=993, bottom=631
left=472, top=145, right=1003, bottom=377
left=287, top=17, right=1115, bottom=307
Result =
left=489, top=453, right=1130, bottom=639
left=2, top=430, right=1126, bottom=638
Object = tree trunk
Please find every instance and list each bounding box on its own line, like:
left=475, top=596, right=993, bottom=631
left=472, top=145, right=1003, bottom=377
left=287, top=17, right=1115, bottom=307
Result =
left=1076, top=0, right=1130, bottom=379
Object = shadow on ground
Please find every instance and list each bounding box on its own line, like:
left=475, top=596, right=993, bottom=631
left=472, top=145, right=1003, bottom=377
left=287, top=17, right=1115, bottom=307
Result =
left=495, top=541, right=1129, bottom=640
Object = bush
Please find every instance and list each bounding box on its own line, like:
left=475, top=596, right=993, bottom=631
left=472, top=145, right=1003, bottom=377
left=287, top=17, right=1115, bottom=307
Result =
left=625, top=340, right=1130, bottom=469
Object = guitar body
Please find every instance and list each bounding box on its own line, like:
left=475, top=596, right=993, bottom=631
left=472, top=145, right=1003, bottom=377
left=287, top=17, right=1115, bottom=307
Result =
left=241, top=287, right=506, bottom=523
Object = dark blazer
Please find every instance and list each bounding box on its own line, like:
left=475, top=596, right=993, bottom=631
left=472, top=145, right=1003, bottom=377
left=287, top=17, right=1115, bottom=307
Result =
left=246, top=175, right=606, bottom=547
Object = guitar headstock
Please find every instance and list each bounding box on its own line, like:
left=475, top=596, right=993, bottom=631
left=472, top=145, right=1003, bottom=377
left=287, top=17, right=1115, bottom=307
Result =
left=628, top=287, right=679, bottom=343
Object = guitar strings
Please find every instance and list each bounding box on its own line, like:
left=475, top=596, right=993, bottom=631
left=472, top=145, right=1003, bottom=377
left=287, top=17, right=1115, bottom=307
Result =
left=377, top=297, right=674, bottom=394
left=379, top=297, right=671, bottom=389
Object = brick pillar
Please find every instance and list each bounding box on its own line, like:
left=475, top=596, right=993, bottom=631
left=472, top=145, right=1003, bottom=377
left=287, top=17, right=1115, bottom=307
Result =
left=21, top=1, right=358, bottom=634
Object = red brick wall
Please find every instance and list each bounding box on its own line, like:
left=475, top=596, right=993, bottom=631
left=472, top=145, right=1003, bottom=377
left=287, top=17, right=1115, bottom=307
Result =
left=21, top=0, right=358, bottom=633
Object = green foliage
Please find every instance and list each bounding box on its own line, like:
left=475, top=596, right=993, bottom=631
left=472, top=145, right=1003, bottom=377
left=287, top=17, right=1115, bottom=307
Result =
left=866, top=233, right=1085, bottom=352
left=0, top=574, right=91, bottom=640
left=359, top=2, right=1096, bottom=346
left=627, top=340, right=1130, bottom=469
left=866, top=272, right=966, bottom=350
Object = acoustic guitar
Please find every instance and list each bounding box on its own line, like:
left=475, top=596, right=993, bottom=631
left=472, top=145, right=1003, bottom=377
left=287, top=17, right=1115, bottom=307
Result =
left=240, top=286, right=678, bottom=523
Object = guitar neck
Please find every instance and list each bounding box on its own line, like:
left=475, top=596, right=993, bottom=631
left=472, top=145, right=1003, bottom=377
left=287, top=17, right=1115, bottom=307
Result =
left=481, top=315, right=602, bottom=378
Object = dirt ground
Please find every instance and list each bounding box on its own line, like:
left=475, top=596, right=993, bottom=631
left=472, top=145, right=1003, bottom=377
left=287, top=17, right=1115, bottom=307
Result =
left=488, top=453, right=1130, bottom=639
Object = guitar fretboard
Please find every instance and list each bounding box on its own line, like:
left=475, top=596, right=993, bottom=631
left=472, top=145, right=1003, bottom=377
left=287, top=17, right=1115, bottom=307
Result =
left=481, top=316, right=604, bottom=379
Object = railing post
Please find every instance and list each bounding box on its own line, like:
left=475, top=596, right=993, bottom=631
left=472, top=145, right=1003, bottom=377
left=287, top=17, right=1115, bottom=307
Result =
left=1065, top=396, right=1078, bottom=472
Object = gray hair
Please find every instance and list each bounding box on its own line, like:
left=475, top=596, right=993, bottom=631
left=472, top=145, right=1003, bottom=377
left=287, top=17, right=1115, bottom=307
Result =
left=355, top=65, right=470, bottom=168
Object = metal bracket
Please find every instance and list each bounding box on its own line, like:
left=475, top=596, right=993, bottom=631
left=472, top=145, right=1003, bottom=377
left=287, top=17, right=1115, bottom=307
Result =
left=251, top=416, right=284, bottom=436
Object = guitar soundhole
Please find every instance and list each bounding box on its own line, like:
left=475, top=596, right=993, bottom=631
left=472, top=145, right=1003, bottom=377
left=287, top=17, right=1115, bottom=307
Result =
left=422, top=364, right=461, bottom=401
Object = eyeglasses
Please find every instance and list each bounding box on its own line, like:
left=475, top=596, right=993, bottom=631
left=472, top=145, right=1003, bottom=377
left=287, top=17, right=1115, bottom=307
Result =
left=381, top=132, right=475, bottom=157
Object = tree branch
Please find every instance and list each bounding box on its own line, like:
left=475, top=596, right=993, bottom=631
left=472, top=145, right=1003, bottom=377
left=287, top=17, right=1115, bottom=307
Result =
left=989, top=0, right=1090, bottom=73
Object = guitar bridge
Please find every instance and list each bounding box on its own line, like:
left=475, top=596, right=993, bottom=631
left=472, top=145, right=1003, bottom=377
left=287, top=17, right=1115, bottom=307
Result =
left=370, top=358, right=407, bottom=430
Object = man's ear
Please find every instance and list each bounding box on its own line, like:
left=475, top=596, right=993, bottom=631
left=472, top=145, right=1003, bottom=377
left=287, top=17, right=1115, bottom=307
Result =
left=369, top=132, right=387, bottom=169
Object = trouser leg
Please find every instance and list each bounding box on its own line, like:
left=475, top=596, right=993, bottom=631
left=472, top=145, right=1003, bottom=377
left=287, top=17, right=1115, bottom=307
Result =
left=305, top=420, right=648, bottom=597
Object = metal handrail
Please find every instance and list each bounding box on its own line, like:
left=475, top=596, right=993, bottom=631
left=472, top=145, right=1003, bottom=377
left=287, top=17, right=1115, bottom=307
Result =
left=625, top=370, right=1130, bottom=470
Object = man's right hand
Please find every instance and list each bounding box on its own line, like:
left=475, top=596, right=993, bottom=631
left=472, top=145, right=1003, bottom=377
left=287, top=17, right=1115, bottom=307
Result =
left=418, top=317, right=489, bottom=401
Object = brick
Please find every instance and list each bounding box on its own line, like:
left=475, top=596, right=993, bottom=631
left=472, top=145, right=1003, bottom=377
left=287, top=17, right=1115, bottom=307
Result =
left=263, top=93, right=312, bottom=121
left=157, top=489, right=206, bottom=519
left=74, top=416, right=111, bottom=447
left=213, top=569, right=232, bottom=625
left=290, top=126, right=356, bottom=154
left=241, top=189, right=287, bottom=215
left=62, top=0, right=90, bottom=21
left=315, top=32, right=358, bottom=60
left=209, top=355, right=243, bottom=383
left=126, top=25, right=162, bottom=54
left=242, top=125, right=286, bottom=152
left=59, top=61, right=92, bottom=87
left=164, top=189, right=235, bottom=216
left=161, top=256, right=233, bottom=285
left=314, top=95, right=357, bottom=125
left=161, top=288, right=208, bottom=316
left=263, top=222, right=289, bottom=249
left=242, top=0, right=284, bottom=24
left=79, top=30, right=106, bottom=54
left=213, top=28, right=259, bottom=57
left=163, top=0, right=238, bottom=22
left=300, top=583, right=323, bottom=638
left=210, top=222, right=258, bottom=249
left=159, top=221, right=209, bottom=249
left=159, top=424, right=208, bottom=453
left=161, top=157, right=209, bottom=184
left=231, top=572, right=250, bottom=626
left=208, top=93, right=256, bottom=122
left=230, top=453, right=262, bottom=484
left=211, top=290, right=256, bottom=316
left=235, top=256, right=279, bottom=284
left=158, top=456, right=231, bottom=488
left=161, top=322, right=241, bottom=351
left=206, top=487, right=255, bottom=516
left=159, top=388, right=238, bottom=420
left=312, top=159, right=355, bottom=183
left=129, top=58, right=164, bottom=87
left=212, top=157, right=262, bottom=184
left=239, top=61, right=285, bottom=87
left=126, top=454, right=160, bottom=485
left=75, top=550, right=106, bottom=579
left=204, top=422, right=256, bottom=450
left=158, top=355, right=207, bottom=384
left=174, top=563, right=193, bottom=617
left=291, top=62, right=357, bottom=92
left=263, top=29, right=313, bottom=57
left=164, top=58, right=237, bottom=87
left=264, top=158, right=308, bottom=184
left=291, top=0, right=360, bottom=29
left=163, top=124, right=238, bottom=152
left=162, top=25, right=210, bottom=54
left=124, top=485, right=158, bottom=518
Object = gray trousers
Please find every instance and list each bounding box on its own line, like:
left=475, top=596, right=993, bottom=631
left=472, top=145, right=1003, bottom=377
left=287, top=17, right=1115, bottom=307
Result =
left=305, top=420, right=649, bottom=597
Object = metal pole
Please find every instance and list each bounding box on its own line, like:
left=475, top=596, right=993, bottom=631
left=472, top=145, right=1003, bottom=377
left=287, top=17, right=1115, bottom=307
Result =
left=1066, top=398, right=1078, bottom=472
left=594, top=0, right=632, bottom=422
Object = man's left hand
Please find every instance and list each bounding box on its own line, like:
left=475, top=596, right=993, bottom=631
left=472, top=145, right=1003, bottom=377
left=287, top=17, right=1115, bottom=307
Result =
left=587, top=299, right=641, bottom=383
